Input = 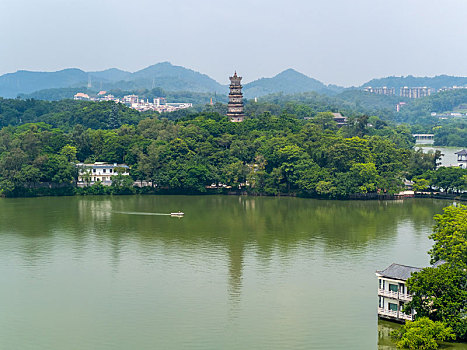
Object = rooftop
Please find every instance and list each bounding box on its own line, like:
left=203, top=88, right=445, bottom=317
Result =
left=376, top=263, right=422, bottom=281
left=76, top=162, right=129, bottom=168
left=455, top=149, right=467, bottom=155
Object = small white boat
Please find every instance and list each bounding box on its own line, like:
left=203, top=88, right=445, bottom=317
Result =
left=170, top=212, right=184, bottom=217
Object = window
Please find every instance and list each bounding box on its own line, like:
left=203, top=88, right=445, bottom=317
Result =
left=379, top=279, right=382, bottom=289
left=93, top=169, right=96, bottom=173
left=389, top=284, right=398, bottom=292
left=110, top=169, right=113, bottom=173
left=388, top=303, right=398, bottom=311
left=103, top=169, right=106, bottom=173
left=379, top=296, right=383, bottom=308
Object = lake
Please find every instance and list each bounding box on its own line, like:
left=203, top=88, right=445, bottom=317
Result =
left=0, top=195, right=465, bottom=349
left=417, top=145, right=463, bottom=167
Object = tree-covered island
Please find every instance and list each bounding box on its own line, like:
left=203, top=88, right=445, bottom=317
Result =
left=0, top=97, right=465, bottom=198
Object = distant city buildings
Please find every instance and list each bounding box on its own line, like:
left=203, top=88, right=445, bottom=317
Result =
left=73, top=92, right=192, bottom=113
left=438, top=86, right=467, bottom=92
left=364, top=85, right=467, bottom=99
left=400, top=86, right=434, bottom=99
left=364, top=86, right=395, bottom=96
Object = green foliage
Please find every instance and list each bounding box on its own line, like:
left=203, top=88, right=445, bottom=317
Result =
left=0, top=98, right=429, bottom=198
left=412, top=178, right=430, bottom=192
left=405, top=206, right=467, bottom=340
left=405, top=264, right=467, bottom=340
left=406, top=149, right=441, bottom=180
left=430, top=204, right=467, bottom=267
left=433, top=119, right=467, bottom=147
left=390, top=317, right=455, bottom=350
left=0, top=98, right=151, bottom=130
left=429, top=167, right=467, bottom=193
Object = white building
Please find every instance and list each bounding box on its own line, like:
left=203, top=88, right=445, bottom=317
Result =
left=376, top=263, right=420, bottom=322
left=400, top=87, right=434, bottom=99
left=364, top=86, right=395, bottom=96
left=76, top=162, right=130, bottom=186
left=455, top=149, right=467, bottom=168
left=376, top=261, right=446, bottom=322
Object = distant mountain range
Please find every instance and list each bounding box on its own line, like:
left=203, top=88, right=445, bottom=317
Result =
left=0, top=62, right=226, bottom=98
left=1, top=62, right=466, bottom=100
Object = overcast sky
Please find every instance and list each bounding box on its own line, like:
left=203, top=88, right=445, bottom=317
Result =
left=1, top=0, right=466, bottom=86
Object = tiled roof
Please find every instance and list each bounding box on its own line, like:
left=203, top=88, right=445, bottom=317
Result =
left=376, top=263, right=422, bottom=281
left=455, top=149, right=467, bottom=155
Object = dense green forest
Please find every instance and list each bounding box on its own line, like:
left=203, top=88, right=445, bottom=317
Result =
left=1, top=95, right=466, bottom=198
left=13, top=85, right=467, bottom=147
left=255, top=90, right=467, bottom=147
left=1, top=105, right=441, bottom=198
left=0, top=98, right=154, bottom=130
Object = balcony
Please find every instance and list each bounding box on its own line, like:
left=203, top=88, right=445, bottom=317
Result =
left=378, top=308, right=414, bottom=321
left=378, top=289, right=398, bottom=299
left=378, top=288, right=413, bottom=301
left=399, top=293, right=413, bottom=302
left=399, top=312, right=414, bottom=321
left=378, top=307, right=398, bottom=318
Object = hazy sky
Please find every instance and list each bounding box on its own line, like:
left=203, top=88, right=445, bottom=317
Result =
left=1, top=0, right=466, bottom=86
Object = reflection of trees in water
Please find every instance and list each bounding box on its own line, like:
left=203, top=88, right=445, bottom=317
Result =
left=378, top=320, right=399, bottom=349
left=227, top=235, right=244, bottom=305
left=0, top=196, right=449, bottom=299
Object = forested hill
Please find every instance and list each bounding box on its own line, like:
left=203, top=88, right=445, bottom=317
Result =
left=1, top=108, right=434, bottom=199
left=0, top=62, right=226, bottom=98
left=0, top=98, right=152, bottom=130
left=243, top=69, right=341, bottom=98
left=361, top=75, right=467, bottom=90
left=2, top=64, right=341, bottom=100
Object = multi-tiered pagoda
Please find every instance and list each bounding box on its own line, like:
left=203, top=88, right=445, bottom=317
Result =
left=227, top=72, right=245, bottom=122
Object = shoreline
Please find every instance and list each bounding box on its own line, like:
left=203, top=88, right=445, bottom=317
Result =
left=1, top=188, right=466, bottom=202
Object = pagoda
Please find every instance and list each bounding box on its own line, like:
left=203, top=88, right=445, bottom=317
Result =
left=227, top=72, right=245, bottom=122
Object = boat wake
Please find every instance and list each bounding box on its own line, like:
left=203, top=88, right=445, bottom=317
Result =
left=113, top=211, right=171, bottom=216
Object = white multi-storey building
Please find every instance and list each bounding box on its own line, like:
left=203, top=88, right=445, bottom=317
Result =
left=400, top=87, right=434, bottom=99
left=76, top=162, right=130, bottom=186
left=364, top=86, right=395, bottom=96
left=376, top=263, right=420, bottom=322
left=376, top=261, right=445, bottom=322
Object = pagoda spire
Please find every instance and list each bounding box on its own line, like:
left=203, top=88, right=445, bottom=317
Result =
left=227, top=71, right=245, bottom=122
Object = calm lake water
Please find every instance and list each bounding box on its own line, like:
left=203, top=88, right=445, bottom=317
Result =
left=417, top=145, right=462, bottom=167
left=1, top=195, right=466, bottom=350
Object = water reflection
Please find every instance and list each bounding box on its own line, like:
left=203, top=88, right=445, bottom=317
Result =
left=378, top=320, right=399, bottom=350
left=0, top=195, right=456, bottom=350
left=0, top=196, right=450, bottom=286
